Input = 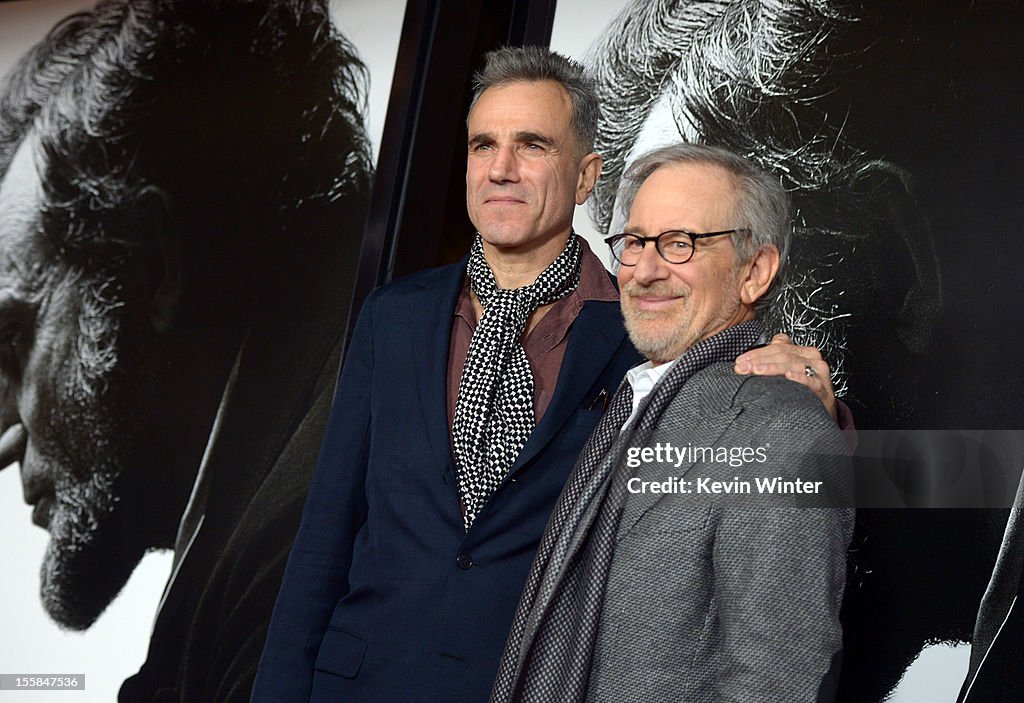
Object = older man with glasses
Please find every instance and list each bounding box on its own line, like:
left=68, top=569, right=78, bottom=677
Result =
left=492, top=142, right=854, bottom=703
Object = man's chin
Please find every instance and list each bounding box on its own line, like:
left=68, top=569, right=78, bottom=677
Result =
left=39, top=517, right=146, bottom=631
left=623, top=314, right=687, bottom=360
left=627, top=333, right=687, bottom=365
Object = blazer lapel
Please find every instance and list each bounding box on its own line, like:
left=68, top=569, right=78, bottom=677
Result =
left=508, top=299, right=628, bottom=477
left=410, top=260, right=467, bottom=479
left=619, top=402, right=741, bottom=535
left=518, top=385, right=741, bottom=655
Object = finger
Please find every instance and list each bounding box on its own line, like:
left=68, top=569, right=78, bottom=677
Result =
left=735, top=349, right=827, bottom=375
left=0, top=422, right=27, bottom=470
left=742, top=348, right=825, bottom=368
left=784, top=366, right=838, bottom=420
left=740, top=360, right=831, bottom=385
left=736, top=340, right=823, bottom=368
left=782, top=364, right=827, bottom=387
left=769, top=332, right=792, bottom=345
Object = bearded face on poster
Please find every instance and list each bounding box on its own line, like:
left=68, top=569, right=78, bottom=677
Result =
left=585, top=0, right=943, bottom=431
left=577, top=0, right=1024, bottom=700
left=0, top=0, right=371, bottom=684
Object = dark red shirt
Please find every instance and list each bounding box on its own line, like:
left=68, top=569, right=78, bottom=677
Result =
left=446, top=241, right=618, bottom=433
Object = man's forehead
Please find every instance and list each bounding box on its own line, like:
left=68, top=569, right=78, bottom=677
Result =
left=628, top=162, right=738, bottom=228
left=0, top=134, right=49, bottom=277
left=468, top=80, right=572, bottom=132
left=615, top=160, right=733, bottom=231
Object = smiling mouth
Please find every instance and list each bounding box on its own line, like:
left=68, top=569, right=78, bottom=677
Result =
left=631, top=295, right=682, bottom=311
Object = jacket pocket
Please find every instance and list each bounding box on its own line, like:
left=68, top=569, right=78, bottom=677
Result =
left=314, top=628, right=367, bottom=679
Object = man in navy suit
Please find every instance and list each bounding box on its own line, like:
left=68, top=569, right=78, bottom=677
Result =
left=253, top=46, right=842, bottom=702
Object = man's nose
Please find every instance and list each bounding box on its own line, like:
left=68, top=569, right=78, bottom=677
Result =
left=0, top=423, right=26, bottom=471
left=0, top=379, right=23, bottom=471
left=488, top=145, right=520, bottom=183
left=630, top=242, right=671, bottom=285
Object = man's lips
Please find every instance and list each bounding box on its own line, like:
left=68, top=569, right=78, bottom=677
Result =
left=32, top=495, right=54, bottom=529
left=22, top=470, right=54, bottom=515
left=630, top=295, right=683, bottom=311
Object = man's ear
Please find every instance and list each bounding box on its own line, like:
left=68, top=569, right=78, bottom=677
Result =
left=739, top=245, right=781, bottom=306
left=133, top=189, right=180, bottom=334
left=575, top=152, right=603, bottom=205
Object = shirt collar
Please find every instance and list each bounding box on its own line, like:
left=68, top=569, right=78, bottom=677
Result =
left=625, top=357, right=676, bottom=390
left=454, top=234, right=618, bottom=325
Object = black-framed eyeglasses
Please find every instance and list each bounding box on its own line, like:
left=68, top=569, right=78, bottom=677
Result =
left=604, top=229, right=748, bottom=266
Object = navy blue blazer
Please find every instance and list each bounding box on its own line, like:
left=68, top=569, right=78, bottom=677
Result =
left=252, top=259, right=640, bottom=702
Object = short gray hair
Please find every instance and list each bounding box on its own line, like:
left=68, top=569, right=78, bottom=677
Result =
left=618, top=143, right=791, bottom=311
left=468, top=46, right=599, bottom=156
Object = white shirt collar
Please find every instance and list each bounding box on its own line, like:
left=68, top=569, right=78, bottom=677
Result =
left=623, top=357, right=678, bottom=429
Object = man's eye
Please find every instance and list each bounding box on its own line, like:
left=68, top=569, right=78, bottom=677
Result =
left=623, top=238, right=645, bottom=251
left=666, top=240, right=693, bottom=250
left=0, top=326, right=21, bottom=348
left=0, top=326, right=26, bottom=377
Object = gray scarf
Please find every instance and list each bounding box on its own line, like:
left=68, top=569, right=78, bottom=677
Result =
left=491, top=321, right=763, bottom=702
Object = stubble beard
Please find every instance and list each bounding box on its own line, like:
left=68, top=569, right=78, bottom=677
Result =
left=620, top=279, right=695, bottom=363
left=41, top=452, right=143, bottom=631
left=37, top=287, right=149, bottom=631
left=620, top=275, right=746, bottom=363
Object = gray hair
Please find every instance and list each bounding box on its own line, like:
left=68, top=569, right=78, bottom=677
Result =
left=0, top=0, right=372, bottom=323
left=468, top=46, right=599, bottom=156
left=586, top=0, right=850, bottom=236
left=618, top=143, right=791, bottom=311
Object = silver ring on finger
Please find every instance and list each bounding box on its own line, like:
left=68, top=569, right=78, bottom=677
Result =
left=804, top=365, right=816, bottom=379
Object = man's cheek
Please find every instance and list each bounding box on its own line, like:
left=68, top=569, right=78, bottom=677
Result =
left=19, top=321, right=80, bottom=418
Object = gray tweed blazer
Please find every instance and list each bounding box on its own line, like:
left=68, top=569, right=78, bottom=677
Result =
left=584, top=361, right=854, bottom=703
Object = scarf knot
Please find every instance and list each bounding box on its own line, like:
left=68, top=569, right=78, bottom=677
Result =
left=453, top=233, right=583, bottom=530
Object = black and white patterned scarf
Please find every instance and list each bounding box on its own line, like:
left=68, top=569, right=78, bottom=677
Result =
left=453, top=233, right=583, bottom=530
left=490, top=321, right=764, bottom=703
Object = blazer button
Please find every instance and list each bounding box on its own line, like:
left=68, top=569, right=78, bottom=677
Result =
left=456, top=553, right=474, bottom=570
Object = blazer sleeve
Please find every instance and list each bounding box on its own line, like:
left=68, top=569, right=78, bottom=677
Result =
left=251, top=292, right=376, bottom=701
left=711, top=404, right=854, bottom=703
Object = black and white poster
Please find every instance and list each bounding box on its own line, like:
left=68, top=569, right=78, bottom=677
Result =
left=0, top=0, right=404, bottom=699
left=551, top=1, right=1024, bottom=700
left=3, top=0, right=1023, bottom=700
